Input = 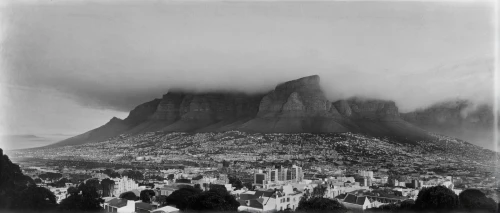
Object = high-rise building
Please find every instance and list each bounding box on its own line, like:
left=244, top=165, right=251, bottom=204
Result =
left=113, top=176, right=139, bottom=196
left=411, top=179, right=420, bottom=189
left=357, top=170, right=374, bottom=179
left=253, top=165, right=304, bottom=187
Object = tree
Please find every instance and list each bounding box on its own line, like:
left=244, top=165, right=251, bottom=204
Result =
left=34, top=178, right=42, bottom=184
left=459, top=189, right=497, bottom=212
left=311, top=185, right=327, bottom=198
left=39, top=172, right=63, bottom=181
left=85, top=178, right=100, bottom=188
left=140, top=189, right=156, bottom=203
left=228, top=175, right=244, bottom=190
left=175, top=178, right=191, bottom=183
left=50, top=177, right=70, bottom=187
left=58, top=181, right=104, bottom=211
left=399, top=199, right=415, bottom=210
left=122, top=170, right=143, bottom=180
left=0, top=150, right=40, bottom=210
left=167, top=174, right=175, bottom=180
left=12, top=184, right=57, bottom=211
left=414, top=186, right=459, bottom=211
left=101, top=178, right=115, bottom=197
left=166, top=187, right=202, bottom=210
left=103, top=169, right=120, bottom=178
left=67, top=186, right=79, bottom=195
left=186, top=187, right=240, bottom=211
left=296, top=196, right=347, bottom=213
left=194, top=184, right=202, bottom=191
left=243, top=182, right=253, bottom=190
left=157, top=195, right=168, bottom=206
left=120, top=191, right=138, bottom=201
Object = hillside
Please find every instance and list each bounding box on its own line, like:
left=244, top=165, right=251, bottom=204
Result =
left=401, top=100, right=498, bottom=149
left=45, top=75, right=436, bottom=148
left=13, top=131, right=499, bottom=177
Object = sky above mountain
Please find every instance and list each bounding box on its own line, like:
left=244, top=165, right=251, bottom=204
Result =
left=0, top=0, right=496, bottom=149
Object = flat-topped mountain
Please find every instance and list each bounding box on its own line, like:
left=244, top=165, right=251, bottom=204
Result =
left=46, top=75, right=460, bottom=148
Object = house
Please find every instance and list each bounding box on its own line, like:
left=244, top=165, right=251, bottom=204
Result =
left=237, top=190, right=276, bottom=213
left=103, top=198, right=135, bottom=213
left=237, top=185, right=303, bottom=213
left=341, top=194, right=372, bottom=211
left=159, top=185, right=180, bottom=196
left=113, top=176, right=139, bottom=197
left=135, top=202, right=157, bottom=213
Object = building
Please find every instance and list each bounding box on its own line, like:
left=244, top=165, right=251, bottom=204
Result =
left=237, top=185, right=303, bottom=213
left=113, top=176, right=139, bottom=197
left=135, top=202, right=158, bottom=213
left=254, top=165, right=304, bottom=188
left=341, top=194, right=372, bottom=211
left=357, top=170, right=374, bottom=179
left=103, top=198, right=136, bottom=213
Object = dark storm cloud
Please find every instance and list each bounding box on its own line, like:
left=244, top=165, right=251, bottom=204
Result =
left=1, top=1, right=495, bottom=112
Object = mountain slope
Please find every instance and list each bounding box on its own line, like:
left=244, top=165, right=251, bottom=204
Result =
left=46, top=75, right=433, bottom=148
left=45, top=99, right=162, bottom=148
left=401, top=100, right=499, bottom=149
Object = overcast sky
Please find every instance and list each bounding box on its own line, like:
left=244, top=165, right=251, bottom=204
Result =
left=0, top=0, right=496, bottom=148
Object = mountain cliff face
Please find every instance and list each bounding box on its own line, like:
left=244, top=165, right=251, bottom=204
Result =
left=47, top=75, right=435, bottom=148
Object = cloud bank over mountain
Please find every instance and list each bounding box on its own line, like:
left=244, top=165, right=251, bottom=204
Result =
left=1, top=1, right=494, bottom=113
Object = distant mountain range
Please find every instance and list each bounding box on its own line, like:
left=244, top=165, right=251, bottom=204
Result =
left=43, top=75, right=497, bottom=149
left=1, top=134, right=71, bottom=150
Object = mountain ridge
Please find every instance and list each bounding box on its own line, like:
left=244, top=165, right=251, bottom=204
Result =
left=43, top=75, right=495, bottom=148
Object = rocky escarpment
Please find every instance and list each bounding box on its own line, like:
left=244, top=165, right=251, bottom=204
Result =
left=240, top=75, right=348, bottom=133
left=257, top=75, right=334, bottom=118
left=47, top=75, right=432, bottom=148
left=346, top=98, right=400, bottom=121
left=240, top=75, right=428, bottom=140
left=124, top=92, right=264, bottom=134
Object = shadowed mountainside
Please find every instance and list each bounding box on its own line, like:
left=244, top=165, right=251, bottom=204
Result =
left=401, top=100, right=499, bottom=149
left=45, top=75, right=439, bottom=148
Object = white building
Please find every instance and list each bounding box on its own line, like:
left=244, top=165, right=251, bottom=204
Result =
left=358, top=170, right=374, bottom=179
left=113, top=176, right=139, bottom=197
left=103, top=198, right=136, bottom=213
left=237, top=184, right=303, bottom=213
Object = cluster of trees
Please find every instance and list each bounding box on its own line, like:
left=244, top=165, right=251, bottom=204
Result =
left=122, top=170, right=144, bottom=180
left=39, top=172, right=63, bottom=181
left=292, top=185, right=348, bottom=213
left=296, top=196, right=348, bottom=213
left=119, top=191, right=139, bottom=201
left=102, top=168, right=120, bottom=178
left=49, top=177, right=71, bottom=187
left=175, top=178, right=192, bottom=183
left=149, top=175, right=165, bottom=181
left=228, top=175, right=253, bottom=190
left=0, top=150, right=115, bottom=212
left=101, top=178, right=115, bottom=197
left=368, top=186, right=498, bottom=213
left=58, top=180, right=104, bottom=211
left=0, top=151, right=57, bottom=211
left=165, top=184, right=239, bottom=211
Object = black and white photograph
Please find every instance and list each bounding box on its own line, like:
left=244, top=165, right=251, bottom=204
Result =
left=0, top=0, right=498, bottom=213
